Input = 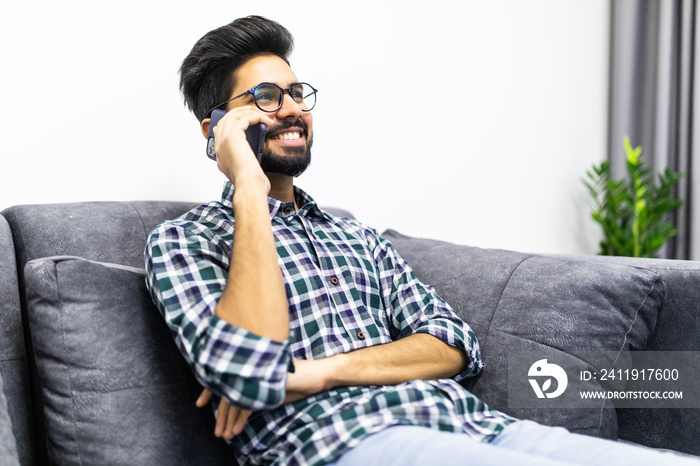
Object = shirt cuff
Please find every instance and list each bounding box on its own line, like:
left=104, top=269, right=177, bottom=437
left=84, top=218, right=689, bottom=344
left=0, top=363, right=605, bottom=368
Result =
left=195, top=314, right=293, bottom=410
left=414, top=319, right=484, bottom=382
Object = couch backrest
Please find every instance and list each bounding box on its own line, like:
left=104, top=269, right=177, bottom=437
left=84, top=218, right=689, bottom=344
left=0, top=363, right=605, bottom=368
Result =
left=385, top=230, right=700, bottom=457
left=1, top=201, right=198, bottom=465
left=3, top=201, right=199, bottom=270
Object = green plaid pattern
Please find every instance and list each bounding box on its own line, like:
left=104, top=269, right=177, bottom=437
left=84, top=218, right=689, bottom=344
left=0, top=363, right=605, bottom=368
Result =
left=145, top=182, right=515, bottom=465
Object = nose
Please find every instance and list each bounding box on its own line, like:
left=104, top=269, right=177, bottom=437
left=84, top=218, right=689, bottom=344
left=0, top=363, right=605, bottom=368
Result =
left=276, top=92, right=303, bottom=120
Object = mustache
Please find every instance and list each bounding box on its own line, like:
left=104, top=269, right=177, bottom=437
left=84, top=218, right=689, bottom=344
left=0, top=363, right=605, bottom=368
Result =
left=264, top=119, right=309, bottom=139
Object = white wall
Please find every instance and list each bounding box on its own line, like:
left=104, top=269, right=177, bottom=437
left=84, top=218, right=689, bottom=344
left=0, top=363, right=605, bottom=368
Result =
left=0, top=0, right=609, bottom=255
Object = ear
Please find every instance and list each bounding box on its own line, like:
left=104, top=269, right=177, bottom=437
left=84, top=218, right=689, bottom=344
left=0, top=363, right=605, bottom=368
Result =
left=200, top=118, right=211, bottom=139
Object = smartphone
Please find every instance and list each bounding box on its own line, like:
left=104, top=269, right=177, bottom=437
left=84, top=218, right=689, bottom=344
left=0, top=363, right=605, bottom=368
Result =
left=206, top=108, right=268, bottom=162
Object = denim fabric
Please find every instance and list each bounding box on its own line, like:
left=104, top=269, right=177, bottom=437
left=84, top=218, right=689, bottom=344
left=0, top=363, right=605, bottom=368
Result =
left=329, top=420, right=700, bottom=466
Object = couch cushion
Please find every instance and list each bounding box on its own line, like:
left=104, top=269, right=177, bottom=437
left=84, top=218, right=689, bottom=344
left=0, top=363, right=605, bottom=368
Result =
left=24, top=256, right=236, bottom=465
left=383, top=230, right=664, bottom=440
left=600, top=256, right=700, bottom=455
left=3, top=201, right=199, bottom=271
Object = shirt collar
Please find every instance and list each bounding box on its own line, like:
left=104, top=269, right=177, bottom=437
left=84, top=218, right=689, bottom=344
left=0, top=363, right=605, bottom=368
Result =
left=220, top=181, right=327, bottom=220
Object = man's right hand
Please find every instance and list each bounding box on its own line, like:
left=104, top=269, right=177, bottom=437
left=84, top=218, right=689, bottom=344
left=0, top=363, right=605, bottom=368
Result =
left=210, top=108, right=275, bottom=193
left=197, top=388, right=253, bottom=440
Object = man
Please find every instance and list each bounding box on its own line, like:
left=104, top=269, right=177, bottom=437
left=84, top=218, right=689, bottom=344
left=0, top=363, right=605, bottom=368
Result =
left=145, top=15, right=699, bottom=466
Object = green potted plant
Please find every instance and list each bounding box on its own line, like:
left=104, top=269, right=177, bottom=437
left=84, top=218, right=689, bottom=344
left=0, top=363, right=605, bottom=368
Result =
left=583, top=137, right=684, bottom=258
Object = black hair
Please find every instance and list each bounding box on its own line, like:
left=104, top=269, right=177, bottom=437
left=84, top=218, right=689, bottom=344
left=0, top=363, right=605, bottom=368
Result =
left=179, top=16, right=295, bottom=122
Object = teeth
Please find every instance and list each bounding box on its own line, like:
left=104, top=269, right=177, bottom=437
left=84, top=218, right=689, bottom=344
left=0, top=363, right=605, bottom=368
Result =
left=272, top=132, right=301, bottom=140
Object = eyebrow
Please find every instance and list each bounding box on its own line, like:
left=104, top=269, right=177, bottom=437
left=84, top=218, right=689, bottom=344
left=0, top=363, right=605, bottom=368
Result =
left=244, top=81, right=300, bottom=91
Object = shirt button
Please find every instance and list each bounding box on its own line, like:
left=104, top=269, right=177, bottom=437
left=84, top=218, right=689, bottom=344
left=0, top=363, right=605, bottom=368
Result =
left=357, top=331, right=365, bottom=340
left=330, top=276, right=339, bottom=285
left=284, top=207, right=293, bottom=215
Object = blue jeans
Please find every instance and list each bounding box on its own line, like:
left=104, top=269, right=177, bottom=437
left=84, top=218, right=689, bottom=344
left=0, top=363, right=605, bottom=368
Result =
left=327, top=420, right=700, bottom=465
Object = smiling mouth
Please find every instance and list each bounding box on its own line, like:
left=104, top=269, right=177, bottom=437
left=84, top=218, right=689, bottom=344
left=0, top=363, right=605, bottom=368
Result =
left=269, top=131, right=302, bottom=141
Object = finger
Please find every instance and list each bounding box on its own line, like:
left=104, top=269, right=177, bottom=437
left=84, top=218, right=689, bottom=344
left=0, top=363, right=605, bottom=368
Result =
left=224, top=106, right=275, bottom=123
left=217, top=107, right=275, bottom=133
left=215, top=399, right=231, bottom=438
left=213, top=110, right=262, bottom=159
left=196, top=388, right=212, bottom=408
left=232, top=410, right=252, bottom=436
left=223, top=405, right=241, bottom=440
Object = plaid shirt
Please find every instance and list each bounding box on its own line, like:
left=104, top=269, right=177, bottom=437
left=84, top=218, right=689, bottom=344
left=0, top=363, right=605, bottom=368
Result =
left=145, top=182, right=514, bottom=465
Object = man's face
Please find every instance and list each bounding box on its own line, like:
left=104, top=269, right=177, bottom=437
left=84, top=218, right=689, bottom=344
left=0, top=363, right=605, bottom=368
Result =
left=227, top=54, right=314, bottom=177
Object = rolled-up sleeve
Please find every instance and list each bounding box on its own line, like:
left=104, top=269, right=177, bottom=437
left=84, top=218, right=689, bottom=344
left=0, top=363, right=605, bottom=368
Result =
left=366, top=229, right=484, bottom=381
left=145, top=221, right=292, bottom=410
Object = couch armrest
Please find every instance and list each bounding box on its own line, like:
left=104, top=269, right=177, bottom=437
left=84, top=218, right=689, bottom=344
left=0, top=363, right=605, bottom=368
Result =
left=0, top=214, right=34, bottom=466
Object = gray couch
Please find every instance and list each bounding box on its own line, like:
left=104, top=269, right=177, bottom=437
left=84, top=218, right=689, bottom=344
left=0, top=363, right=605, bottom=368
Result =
left=0, top=200, right=698, bottom=465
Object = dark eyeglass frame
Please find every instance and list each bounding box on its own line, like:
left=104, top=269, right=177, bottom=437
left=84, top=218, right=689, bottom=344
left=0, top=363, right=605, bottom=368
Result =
left=206, top=82, right=318, bottom=118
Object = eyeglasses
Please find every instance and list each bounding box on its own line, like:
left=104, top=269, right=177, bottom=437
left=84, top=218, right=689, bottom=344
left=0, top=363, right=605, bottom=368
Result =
left=207, top=82, right=318, bottom=117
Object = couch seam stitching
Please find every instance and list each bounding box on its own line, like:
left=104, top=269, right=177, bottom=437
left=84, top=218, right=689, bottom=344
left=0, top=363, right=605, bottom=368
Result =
left=606, top=271, right=662, bottom=376
left=482, top=254, right=532, bottom=350
left=484, top=256, right=619, bottom=439
left=595, top=271, right=663, bottom=436
left=483, top=329, right=614, bottom=437
left=54, top=261, right=84, bottom=465
left=125, top=201, right=149, bottom=241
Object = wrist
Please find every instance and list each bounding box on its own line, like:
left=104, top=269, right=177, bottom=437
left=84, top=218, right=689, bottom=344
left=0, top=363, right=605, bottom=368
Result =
left=323, top=352, right=348, bottom=391
left=232, top=177, right=271, bottom=209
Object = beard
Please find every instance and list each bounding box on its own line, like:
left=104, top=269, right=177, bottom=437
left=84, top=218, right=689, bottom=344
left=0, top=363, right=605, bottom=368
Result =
left=259, top=120, right=313, bottom=177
